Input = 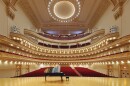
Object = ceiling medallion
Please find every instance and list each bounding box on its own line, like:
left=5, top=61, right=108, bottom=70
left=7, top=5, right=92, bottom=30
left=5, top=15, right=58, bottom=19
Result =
left=48, top=0, right=81, bottom=22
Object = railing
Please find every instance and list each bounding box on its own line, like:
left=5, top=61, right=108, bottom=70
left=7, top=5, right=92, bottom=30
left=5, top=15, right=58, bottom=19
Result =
left=24, top=29, right=105, bottom=43
left=38, top=42, right=91, bottom=49
left=38, top=32, right=91, bottom=40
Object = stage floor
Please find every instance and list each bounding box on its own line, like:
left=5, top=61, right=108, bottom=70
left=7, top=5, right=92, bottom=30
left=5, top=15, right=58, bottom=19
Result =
left=0, top=77, right=130, bottom=86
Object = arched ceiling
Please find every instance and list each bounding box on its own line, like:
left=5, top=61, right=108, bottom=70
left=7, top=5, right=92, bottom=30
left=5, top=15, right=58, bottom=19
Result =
left=18, top=0, right=110, bottom=33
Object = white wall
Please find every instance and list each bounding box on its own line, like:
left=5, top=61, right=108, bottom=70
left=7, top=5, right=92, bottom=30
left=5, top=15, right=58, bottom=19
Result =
left=0, top=0, right=36, bottom=37
left=0, top=0, right=8, bottom=36
left=113, top=64, right=120, bottom=77
left=121, top=0, right=130, bottom=37
left=94, top=0, right=130, bottom=37
left=89, top=64, right=107, bottom=75
left=8, top=4, right=36, bottom=35
left=0, top=62, right=15, bottom=78
left=0, top=1, right=38, bottom=77
left=0, top=61, right=39, bottom=78
left=89, top=64, right=118, bottom=77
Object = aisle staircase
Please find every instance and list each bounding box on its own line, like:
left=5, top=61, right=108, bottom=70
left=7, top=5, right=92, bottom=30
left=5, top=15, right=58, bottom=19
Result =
left=73, top=68, right=82, bottom=76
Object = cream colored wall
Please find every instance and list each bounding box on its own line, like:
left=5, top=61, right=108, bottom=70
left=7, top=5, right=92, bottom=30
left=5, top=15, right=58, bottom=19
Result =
left=22, top=65, right=39, bottom=75
left=89, top=64, right=107, bottom=75
left=74, top=64, right=120, bottom=77
left=0, top=61, right=39, bottom=78
left=113, top=64, right=120, bottom=77
left=128, top=64, right=130, bottom=76
left=0, top=0, right=37, bottom=77
left=92, top=0, right=130, bottom=77
left=0, top=0, right=8, bottom=36
left=29, top=65, right=40, bottom=73
left=8, top=4, right=36, bottom=35
left=0, top=0, right=36, bottom=37
left=121, top=0, right=130, bottom=37
left=88, top=63, right=130, bottom=77
left=0, top=63, right=15, bottom=78
left=94, top=0, right=130, bottom=37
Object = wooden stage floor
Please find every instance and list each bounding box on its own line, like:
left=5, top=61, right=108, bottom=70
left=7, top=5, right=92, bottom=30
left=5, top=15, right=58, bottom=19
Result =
left=0, top=77, right=130, bottom=86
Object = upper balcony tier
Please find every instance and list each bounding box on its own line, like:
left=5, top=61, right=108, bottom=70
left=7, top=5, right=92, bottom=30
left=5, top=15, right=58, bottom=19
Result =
left=38, top=32, right=91, bottom=40
left=24, top=29, right=105, bottom=44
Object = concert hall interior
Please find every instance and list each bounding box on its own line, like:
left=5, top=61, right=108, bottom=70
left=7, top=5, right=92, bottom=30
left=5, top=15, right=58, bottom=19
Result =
left=0, top=0, right=130, bottom=86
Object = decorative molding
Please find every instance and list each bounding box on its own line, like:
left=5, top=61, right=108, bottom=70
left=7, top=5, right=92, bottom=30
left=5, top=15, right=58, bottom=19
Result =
left=87, top=0, right=110, bottom=29
left=3, top=0, right=18, bottom=19
left=23, top=29, right=105, bottom=44
left=1, top=32, right=130, bottom=63
left=109, top=0, right=127, bottom=20
left=10, top=25, right=20, bottom=33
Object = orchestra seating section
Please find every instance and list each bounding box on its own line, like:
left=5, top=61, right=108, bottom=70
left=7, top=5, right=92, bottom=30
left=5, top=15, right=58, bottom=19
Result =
left=18, top=67, right=110, bottom=77
left=60, top=67, right=79, bottom=76
left=75, top=67, right=109, bottom=77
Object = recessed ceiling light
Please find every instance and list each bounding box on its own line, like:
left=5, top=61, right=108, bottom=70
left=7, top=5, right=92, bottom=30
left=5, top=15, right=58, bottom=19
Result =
left=116, top=44, right=119, bottom=46
left=10, top=44, right=13, bottom=46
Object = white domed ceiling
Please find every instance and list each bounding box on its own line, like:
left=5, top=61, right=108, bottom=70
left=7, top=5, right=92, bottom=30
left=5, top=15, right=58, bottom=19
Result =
left=48, top=0, right=81, bottom=22
left=18, top=0, right=110, bottom=33
left=53, top=1, right=75, bottom=20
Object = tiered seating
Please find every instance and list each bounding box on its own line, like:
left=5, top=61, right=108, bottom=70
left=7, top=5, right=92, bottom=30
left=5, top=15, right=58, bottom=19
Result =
left=75, top=67, right=109, bottom=77
left=19, top=68, right=48, bottom=77
left=60, top=67, right=79, bottom=76
left=17, top=67, right=110, bottom=77
left=38, top=33, right=91, bottom=40
left=38, top=42, right=90, bottom=49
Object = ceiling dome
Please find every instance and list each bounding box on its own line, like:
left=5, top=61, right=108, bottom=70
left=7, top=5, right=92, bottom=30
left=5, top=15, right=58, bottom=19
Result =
left=48, top=0, right=81, bottom=22
left=54, top=1, right=75, bottom=19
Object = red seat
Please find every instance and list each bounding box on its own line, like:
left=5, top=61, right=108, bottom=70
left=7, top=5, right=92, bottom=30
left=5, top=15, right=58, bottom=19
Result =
left=60, top=67, right=79, bottom=76
left=75, top=67, right=109, bottom=77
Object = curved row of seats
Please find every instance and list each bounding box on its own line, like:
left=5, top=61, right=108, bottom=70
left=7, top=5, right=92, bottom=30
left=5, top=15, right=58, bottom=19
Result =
left=75, top=67, right=109, bottom=77
left=60, top=67, right=79, bottom=76
left=18, top=67, right=110, bottom=77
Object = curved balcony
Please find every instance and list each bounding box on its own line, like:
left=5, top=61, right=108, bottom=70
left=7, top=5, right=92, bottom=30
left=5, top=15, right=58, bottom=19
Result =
left=38, top=32, right=91, bottom=40
left=24, top=29, right=105, bottom=43
left=1, top=32, right=130, bottom=64
left=38, top=42, right=90, bottom=49
left=10, top=31, right=119, bottom=49
left=10, top=31, right=119, bottom=54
